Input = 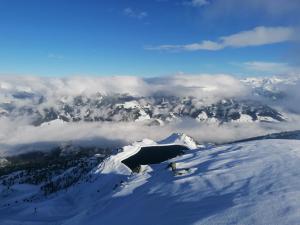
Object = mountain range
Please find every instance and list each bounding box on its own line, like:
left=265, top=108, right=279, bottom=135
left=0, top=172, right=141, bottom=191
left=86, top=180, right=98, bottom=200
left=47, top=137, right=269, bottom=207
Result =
left=1, top=75, right=299, bottom=126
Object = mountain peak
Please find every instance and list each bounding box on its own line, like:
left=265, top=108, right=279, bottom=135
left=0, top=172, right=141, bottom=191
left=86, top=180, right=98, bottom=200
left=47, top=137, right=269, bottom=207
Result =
left=159, top=133, right=198, bottom=149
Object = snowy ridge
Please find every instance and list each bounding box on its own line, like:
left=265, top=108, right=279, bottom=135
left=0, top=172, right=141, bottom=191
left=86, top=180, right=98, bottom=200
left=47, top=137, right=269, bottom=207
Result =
left=98, top=134, right=197, bottom=174
left=1, top=134, right=300, bottom=224
left=241, top=75, right=300, bottom=100
left=158, top=133, right=198, bottom=149
left=97, top=138, right=156, bottom=175
left=79, top=139, right=300, bottom=225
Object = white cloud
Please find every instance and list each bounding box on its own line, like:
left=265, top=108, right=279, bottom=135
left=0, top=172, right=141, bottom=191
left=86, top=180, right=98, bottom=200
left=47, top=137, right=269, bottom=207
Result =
left=147, top=74, right=248, bottom=101
left=183, top=0, right=210, bottom=7
left=146, top=26, right=297, bottom=51
left=201, top=0, right=300, bottom=19
left=243, top=61, right=299, bottom=74
left=123, top=7, right=148, bottom=19
left=2, top=117, right=300, bottom=156
left=221, top=27, right=296, bottom=47
left=0, top=74, right=248, bottom=106
left=1, top=74, right=300, bottom=155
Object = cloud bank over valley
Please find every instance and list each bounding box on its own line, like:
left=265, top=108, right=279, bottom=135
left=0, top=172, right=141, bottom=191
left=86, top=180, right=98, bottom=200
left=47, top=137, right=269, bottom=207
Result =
left=0, top=74, right=300, bottom=156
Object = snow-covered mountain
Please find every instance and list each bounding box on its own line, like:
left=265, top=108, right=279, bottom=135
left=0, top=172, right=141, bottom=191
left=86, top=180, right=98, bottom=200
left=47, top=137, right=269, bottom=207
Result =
left=241, top=75, right=300, bottom=100
left=2, top=75, right=300, bottom=126
left=0, top=94, right=287, bottom=126
left=1, top=75, right=300, bottom=224
left=1, top=132, right=300, bottom=225
left=158, top=133, right=199, bottom=149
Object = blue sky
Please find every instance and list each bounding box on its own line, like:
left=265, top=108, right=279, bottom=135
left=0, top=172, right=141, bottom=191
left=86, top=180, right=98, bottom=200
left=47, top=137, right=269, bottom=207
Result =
left=0, top=0, right=299, bottom=77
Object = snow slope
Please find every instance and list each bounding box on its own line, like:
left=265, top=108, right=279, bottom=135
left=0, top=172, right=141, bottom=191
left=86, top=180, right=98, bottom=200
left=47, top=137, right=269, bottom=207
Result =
left=1, top=138, right=300, bottom=225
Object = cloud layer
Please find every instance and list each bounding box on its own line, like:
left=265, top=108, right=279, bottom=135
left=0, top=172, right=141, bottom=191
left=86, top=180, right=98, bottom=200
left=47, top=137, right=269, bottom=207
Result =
left=0, top=74, right=248, bottom=105
left=147, top=26, right=297, bottom=51
left=1, top=74, right=300, bottom=156
left=1, top=117, right=300, bottom=156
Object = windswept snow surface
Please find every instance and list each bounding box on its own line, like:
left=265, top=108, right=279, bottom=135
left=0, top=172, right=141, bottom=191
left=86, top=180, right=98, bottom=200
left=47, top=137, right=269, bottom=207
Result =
left=1, top=139, right=300, bottom=225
